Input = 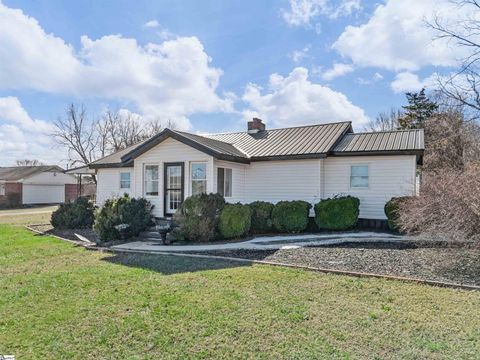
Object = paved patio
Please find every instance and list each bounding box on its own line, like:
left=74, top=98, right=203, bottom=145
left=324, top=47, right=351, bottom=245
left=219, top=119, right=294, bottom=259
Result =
left=111, top=232, right=409, bottom=253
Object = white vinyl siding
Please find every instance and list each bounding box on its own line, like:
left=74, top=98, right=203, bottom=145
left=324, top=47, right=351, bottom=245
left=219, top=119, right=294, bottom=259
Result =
left=324, top=155, right=417, bottom=219
left=134, top=137, right=213, bottom=217
left=244, top=159, right=322, bottom=205
left=96, top=168, right=134, bottom=204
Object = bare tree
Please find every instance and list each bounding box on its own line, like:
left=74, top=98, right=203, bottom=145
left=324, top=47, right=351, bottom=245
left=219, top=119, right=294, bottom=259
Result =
left=428, top=0, right=480, bottom=119
left=52, top=104, right=102, bottom=169
left=52, top=104, right=172, bottom=173
left=15, top=159, right=44, bottom=166
left=364, top=108, right=403, bottom=131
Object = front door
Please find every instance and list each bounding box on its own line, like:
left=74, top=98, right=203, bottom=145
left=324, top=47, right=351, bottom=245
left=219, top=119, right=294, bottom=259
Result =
left=164, top=162, right=184, bottom=216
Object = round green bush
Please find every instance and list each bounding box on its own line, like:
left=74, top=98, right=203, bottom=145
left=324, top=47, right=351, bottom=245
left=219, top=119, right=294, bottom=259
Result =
left=249, top=201, right=274, bottom=233
left=219, top=203, right=252, bottom=239
left=314, top=196, right=360, bottom=230
left=272, top=200, right=311, bottom=233
left=384, top=196, right=410, bottom=232
left=173, top=193, right=225, bottom=242
left=94, top=194, right=153, bottom=242
left=51, top=197, right=95, bottom=229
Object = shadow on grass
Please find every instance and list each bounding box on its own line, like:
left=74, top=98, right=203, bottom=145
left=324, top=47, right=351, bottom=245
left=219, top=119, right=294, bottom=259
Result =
left=100, top=252, right=256, bottom=275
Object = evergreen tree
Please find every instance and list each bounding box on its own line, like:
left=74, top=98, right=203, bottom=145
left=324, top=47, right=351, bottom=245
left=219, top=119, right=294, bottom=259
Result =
left=399, top=88, right=438, bottom=129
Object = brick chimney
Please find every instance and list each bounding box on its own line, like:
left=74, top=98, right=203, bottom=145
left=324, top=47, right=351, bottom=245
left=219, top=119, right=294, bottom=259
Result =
left=248, top=117, right=266, bottom=133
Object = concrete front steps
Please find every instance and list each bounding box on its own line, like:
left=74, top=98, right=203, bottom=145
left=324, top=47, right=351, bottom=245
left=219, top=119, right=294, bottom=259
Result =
left=138, top=227, right=163, bottom=241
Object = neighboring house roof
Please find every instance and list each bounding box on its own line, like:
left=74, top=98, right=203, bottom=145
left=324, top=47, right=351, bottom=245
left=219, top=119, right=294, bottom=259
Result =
left=88, top=121, right=425, bottom=168
left=0, top=165, right=65, bottom=181
left=332, top=129, right=424, bottom=155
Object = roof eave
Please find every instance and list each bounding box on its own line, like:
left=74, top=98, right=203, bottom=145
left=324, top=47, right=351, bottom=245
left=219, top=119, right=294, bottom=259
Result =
left=89, top=161, right=134, bottom=169
left=330, top=149, right=424, bottom=157
left=250, top=153, right=327, bottom=161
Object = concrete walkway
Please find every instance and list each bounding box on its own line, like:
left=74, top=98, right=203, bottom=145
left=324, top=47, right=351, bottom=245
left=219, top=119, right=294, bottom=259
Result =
left=112, top=232, right=408, bottom=253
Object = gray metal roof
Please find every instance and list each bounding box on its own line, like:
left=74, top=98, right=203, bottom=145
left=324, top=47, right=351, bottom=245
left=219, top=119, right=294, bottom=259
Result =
left=175, top=131, right=248, bottom=158
left=332, top=129, right=424, bottom=154
left=0, top=165, right=64, bottom=181
left=205, top=122, right=352, bottom=159
left=88, top=122, right=425, bottom=168
left=89, top=139, right=148, bottom=167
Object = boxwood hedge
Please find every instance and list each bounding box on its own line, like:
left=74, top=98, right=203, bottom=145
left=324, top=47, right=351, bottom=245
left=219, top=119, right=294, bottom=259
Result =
left=272, top=200, right=311, bottom=233
left=314, top=196, right=359, bottom=230
left=219, top=203, right=252, bottom=239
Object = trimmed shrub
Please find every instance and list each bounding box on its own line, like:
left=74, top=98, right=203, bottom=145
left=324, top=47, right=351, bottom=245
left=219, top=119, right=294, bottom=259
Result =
left=272, top=200, right=311, bottom=233
left=51, top=197, right=95, bottom=229
left=94, top=194, right=153, bottom=242
left=219, top=203, right=252, bottom=239
left=384, top=196, right=410, bottom=232
left=173, top=193, right=225, bottom=242
left=249, top=201, right=274, bottom=233
left=314, top=196, right=360, bottom=231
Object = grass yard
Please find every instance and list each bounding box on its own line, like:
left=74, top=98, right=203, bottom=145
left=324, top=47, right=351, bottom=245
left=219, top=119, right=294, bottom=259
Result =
left=0, top=205, right=56, bottom=225
left=0, top=225, right=479, bottom=359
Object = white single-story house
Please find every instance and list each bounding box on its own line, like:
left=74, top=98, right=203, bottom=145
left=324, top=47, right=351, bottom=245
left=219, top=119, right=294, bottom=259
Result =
left=0, top=166, right=78, bottom=207
left=89, top=119, right=424, bottom=220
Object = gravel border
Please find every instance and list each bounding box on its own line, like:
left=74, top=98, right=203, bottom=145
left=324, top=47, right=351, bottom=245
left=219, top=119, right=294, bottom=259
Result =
left=185, top=241, right=480, bottom=286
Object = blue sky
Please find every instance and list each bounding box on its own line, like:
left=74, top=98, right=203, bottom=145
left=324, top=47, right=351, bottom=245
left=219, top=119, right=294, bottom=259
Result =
left=0, top=0, right=465, bottom=165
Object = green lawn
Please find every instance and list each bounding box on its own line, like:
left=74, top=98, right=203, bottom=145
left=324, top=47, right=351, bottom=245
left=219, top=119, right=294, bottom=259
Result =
left=0, top=205, right=56, bottom=225
left=0, top=225, right=479, bottom=359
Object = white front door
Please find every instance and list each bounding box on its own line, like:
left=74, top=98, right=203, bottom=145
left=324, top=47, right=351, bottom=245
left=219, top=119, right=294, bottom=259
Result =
left=164, top=163, right=184, bottom=215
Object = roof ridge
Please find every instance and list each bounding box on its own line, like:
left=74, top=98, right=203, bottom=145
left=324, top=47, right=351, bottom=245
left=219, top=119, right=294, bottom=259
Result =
left=351, top=129, right=424, bottom=135
left=205, top=121, right=352, bottom=136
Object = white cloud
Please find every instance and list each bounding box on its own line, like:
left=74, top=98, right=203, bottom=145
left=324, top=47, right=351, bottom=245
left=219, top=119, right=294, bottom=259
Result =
left=282, top=0, right=361, bottom=27
left=329, top=0, right=361, bottom=19
left=144, top=20, right=160, bottom=28
left=356, top=72, right=383, bottom=85
left=0, top=97, right=60, bottom=166
left=373, top=72, right=383, bottom=81
left=390, top=72, right=424, bottom=93
left=333, top=0, right=468, bottom=72
left=321, top=63, right=354, bottom=81
left=289, top=45, right=311, bottom=63
left=242, top=67, right=369, bottom=129
left=390, top=71, right=438, bottom=93
left=0, top=3, right=232, bottom=130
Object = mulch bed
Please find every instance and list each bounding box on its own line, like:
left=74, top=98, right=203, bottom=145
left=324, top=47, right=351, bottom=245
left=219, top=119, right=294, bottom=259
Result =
left=187, top=241, right=480, bottom=286
left=28, top=224, right=99, bottom=243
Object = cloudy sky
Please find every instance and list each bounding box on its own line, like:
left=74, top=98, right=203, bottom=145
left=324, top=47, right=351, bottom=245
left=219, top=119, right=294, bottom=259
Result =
left=0, top=0, right=466, bottom=165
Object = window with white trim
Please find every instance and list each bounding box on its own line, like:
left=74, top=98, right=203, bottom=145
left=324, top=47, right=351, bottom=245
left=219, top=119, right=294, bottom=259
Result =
left=350, top=165, right=369, bottom=188
left=191, top=163, right=207, bottom=195
left=217, top=168, right=232, bottom=197
left=0, top=184, right=5, bottom=196
left=144, top=165, right=159, bottom=196
left=120, top=172, right=131, bottom=189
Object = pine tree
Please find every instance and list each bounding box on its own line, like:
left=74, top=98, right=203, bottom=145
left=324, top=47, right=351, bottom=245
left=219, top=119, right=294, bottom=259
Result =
left=399, top=88, right=438, bottom=129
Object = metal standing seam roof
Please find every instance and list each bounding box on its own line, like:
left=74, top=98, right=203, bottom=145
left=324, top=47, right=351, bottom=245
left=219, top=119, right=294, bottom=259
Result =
left=205, top=122, right=352, bottom=159
left=332, top=129, right=424, bottom=153
left=88, top=122, right=424, bottom=168
left=0, top=165, right=65, bottom=181
left=89, top=139, right=150, bottom=167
